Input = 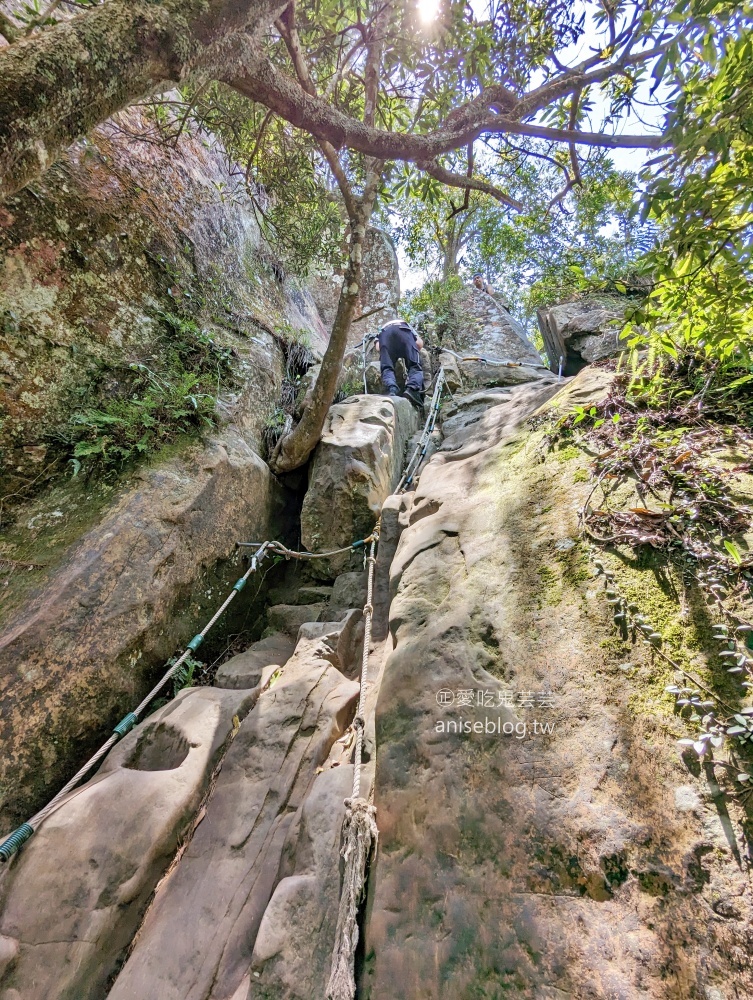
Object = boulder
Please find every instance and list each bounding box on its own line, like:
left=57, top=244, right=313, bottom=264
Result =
left=0, top=433, right=289, bottom=831
left=331, top=571, right=368, bottom=613
left=0, top=686, right=260, bottom=1000
left=441, top=286, right=543, bottom=389
left=107, top=619, right=360, bottom=1000
left=300, top=395, right=419, bottom=578
left=267, top=603, right=329, bottom=637
left=537, top=295, right=628, bottom=375
left=216, top=633, right=296, bottom=689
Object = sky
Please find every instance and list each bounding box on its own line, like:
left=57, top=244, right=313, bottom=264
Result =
left=398, top=0, right=670, bottom=291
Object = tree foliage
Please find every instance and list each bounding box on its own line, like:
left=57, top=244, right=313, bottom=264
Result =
left=629, top=1, right=753, bottom=375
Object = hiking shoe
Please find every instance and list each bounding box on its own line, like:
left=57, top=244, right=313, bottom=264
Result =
left=386, top=386, right=400, bottom=397
left=402, top=387, right=425, bottom=410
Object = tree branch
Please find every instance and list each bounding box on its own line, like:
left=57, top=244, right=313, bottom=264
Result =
left=417, top=159, right=523, bottom=211
left=0, top=11, right=20, bottom=44
left=0, top=0, right=290, bottom=202
left=225, top=46, right=666, bottom=167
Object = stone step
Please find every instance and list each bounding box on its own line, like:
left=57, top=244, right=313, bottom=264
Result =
left=296, top=584, right=334, bottom=605
left=215, top=633, right=296, bottom=690
left=266, top=602, right=329, bottom=638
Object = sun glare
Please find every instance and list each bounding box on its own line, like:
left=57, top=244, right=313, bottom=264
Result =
left=417, top=0, right=440, bottom=24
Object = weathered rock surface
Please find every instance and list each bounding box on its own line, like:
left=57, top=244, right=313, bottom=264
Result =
left=0, top=434, right=289, bottom=829
left=330, top=570, right=368, bottom=618
left=267, top=602, right=330, bottom=637
left=301, top=395, right=419, bottom=578
left=107, top=618, right=359, bottom=1000
left=442, top=286, right=544, bottom=388
left=0, top=106, right=340, bottom=829
left=310, top=227, right=400, bottom=350
left=537, top=295, right=628, bottom=374
left=0, top=106, right=327, bottom=484
left=360, top=369, right=753, bottom=998
left=0, top=686, right=259, bottom=1000
left=216, top=633, right=296, bottom=689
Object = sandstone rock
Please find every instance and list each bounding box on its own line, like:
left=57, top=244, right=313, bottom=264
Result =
left=216, top=633, right=296, bottom=689
left=0, top=102, right=338, bottom=829
left=359, top=370, right=751, bottom=998
left=248, top=764, right=355, bottom=997
left=297, top=584, right=334, bottom=605
left=537, top=295, right=628, bottom=374
left=0, top=104, right=328, bottom=485
left=267, top=603, right=329, bottom=637
left=331, top=571, right=368, bottom=612
left=107, top=620, right=360, bottom=1000
left=298, top=610, right=364, bottom=678
left=444, top=286, right=543, bottom=389
left=0, top=435, right=289, bottom=830
left=0, top=686, right=259, bottom=1000
left=301, top=395, right=419, bottom=578
left=438, top=350, right=463, bottom=391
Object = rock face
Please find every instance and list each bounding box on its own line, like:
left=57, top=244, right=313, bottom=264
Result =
left=2, top=364, right=752, bottom=1000
left=0, top=105, right=344, bottom=828
left=300, top=394, right=419, bottom=577
left=310, top=227, right=400, bottom=350
left=0, top=430, right=291, bottom=830
left=107, top=614, right=360, bottom=1000
left=438, top=285, right=544, bottom=389
left=0, top=106, right=328, bottom=484
left=0, top=685, right=260, bottom=1000
left=537, top=295, right=628, bottom=374
left=360, top=370, right=753, bottom=998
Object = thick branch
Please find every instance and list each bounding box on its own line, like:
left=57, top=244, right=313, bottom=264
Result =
left=226, top=47, right=666, bottom=162
left=418, top=159, right=523, bottom=211
left=0, top=11, right=20, bottom=44
left=0, top=0, right=288, bottom=202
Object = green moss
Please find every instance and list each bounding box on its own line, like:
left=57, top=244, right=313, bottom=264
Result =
left=573, top=467, right=590, bottom=482
left=554, top=444, right=580, bottom=462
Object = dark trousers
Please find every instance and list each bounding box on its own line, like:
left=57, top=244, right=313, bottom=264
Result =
left=378, top=323, right=424, bottom=393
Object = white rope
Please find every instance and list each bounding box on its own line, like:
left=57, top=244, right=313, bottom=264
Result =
left=396, top=366, right=445, bottom=494
left=441, top=346, right=550, bottom=370
left=326, top=534, right=379, bottom=1000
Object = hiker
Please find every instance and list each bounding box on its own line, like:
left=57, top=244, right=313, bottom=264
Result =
left=472, top=272, right=495, bottom=295
left=472, top=272, right=512, bottom=311
left=375, top=318, right=425, bottom=408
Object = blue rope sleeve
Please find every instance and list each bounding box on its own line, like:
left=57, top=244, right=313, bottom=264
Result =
left=0, top=823, right=34, bottom=863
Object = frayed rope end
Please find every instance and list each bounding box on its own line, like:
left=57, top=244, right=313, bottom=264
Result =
left=326, top=797, right=378, bottom=1000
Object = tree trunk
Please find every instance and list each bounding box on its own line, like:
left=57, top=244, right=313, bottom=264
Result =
left=269, top=164, right=383, bottom=475
left=0, top=0, right=286, bottom=202
left=441, top=227, right=461, bottom=280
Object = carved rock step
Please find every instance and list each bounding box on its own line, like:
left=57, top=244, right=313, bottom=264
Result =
left=107, top=618, right=361, bottom=1000
left=216, top=633, right=296, bottom=689
left=266, top=603, right=330, bottom=637
left=0, top=686, right=262, bottom=1000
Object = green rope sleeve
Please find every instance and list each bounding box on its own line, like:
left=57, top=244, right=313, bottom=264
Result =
left=113, top=712, right=138, bottom=738
left=0, top=823, right=34, bottom=862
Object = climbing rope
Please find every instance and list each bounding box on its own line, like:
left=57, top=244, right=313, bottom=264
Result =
left=440, top=346, right=550, bottom=371
left=0, top=535, right=374, bottom=862
left=326, top=532, right=379, bottom=1000
left=396, top=366, right=445, bottom=493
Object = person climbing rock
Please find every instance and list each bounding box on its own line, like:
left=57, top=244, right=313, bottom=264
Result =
left=375, top=318, right=425, bottom=409
left=472, top=272, right=495, bottom=294
left=472, top=272, right=512, bottom=311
